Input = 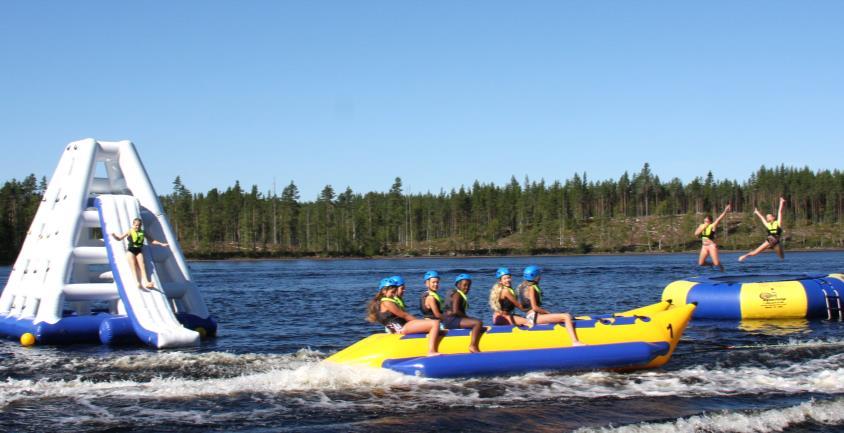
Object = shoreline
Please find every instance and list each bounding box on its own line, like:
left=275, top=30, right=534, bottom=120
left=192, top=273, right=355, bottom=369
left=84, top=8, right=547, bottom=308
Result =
left=180, top=247, right=844, bottom=262
left=2, top=247, right=841, bottom=267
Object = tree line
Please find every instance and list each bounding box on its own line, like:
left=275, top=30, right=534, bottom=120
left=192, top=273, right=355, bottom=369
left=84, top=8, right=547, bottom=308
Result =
left=2, top=164, right=844, bottom=264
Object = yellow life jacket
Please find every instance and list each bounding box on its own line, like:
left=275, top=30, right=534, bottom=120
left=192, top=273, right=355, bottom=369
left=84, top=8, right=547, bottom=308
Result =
left=700, top=224, right=714, bottom=240
left=129, top=229, right=145, bottom=248
left=382, top=297, right=406, bottom=310
left=428, top=291, right=444, bottom=310
left=420, top=291, right=444, bottom=317
left=455, top=289, right=469, bottom=311
left=522, top=283, right=542, bottom=309
left=499, top=285, right=518, bottom=312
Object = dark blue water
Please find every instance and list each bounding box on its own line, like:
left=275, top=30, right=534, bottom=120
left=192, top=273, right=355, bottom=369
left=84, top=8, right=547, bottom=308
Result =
left=2, top=251, right=844, bottom=433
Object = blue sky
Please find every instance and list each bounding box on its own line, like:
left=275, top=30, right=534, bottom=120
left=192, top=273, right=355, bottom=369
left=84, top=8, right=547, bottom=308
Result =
left=2, top=2, right=842, bottom=199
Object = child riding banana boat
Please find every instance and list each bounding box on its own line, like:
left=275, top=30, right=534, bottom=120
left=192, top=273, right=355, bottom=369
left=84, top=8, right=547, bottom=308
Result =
left=328, top=266, right=696, bottom=378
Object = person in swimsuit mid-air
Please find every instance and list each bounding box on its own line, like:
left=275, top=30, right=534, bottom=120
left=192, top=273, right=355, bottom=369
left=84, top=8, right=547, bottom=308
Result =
left=694, top=204, right=731, bottom=271
left=740, top=197, right=786, bottom=262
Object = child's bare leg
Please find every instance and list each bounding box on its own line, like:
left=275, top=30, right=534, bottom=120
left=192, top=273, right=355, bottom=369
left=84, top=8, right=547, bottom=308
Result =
left=538, top=313, right=583, bottom=345
left=402, top=319, right=441, bottom=355
left=461, top=318, right=482, bottom=353
left=135, top=253, right=154, bottom=288
left=426, top=320, right=441, bottom=355
left=740, top=242, right=769, bottom=262
left=698, top=248, right=709, bottom=266
left=775, top=244, right=785, bottom=260
left=126, top=252, right=142, bottom=287
left=561, top=314, right=584, bottom=345
left=709, top=246, right=724, bottom=271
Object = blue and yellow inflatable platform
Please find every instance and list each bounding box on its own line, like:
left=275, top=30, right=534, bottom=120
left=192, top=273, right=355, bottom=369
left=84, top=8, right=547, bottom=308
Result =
left=325, top=301, right=696, bottom=378
left=662, top=273, right=844, bottom=320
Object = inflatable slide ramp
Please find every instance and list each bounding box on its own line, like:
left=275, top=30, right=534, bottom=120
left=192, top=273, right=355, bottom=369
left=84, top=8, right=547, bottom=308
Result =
left=97, top=194, right=199, bottom=348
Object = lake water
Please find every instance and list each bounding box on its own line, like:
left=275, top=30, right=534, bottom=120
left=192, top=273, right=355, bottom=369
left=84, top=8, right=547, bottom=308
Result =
left=1, top=251, right=844, bottom=432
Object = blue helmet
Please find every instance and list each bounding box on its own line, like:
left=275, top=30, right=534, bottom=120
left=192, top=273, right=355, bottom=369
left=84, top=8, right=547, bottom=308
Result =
left=454, top=273, right=472, bottom=285
left=495, top=267, right=511, bottom=279
left=423, top=270, right=440, bottom=282
left=523, top=265, right=542, bottom=281
left=379, top=277, right=394, bottom=289
left=389, top=275, right=405, bottom=287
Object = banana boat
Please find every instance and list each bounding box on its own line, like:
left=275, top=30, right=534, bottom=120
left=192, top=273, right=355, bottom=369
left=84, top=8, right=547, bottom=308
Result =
left=325, top=300, right=696, bottom=378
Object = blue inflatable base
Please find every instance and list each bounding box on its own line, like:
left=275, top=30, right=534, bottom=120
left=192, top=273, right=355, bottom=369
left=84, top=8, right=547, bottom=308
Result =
left=0, top=313, right=217, bottom=346
left=382, top=341, right=670, bottom=378
left=98, top=315, right=139, bottom=345
left=99, top=313, right=218, bottom=345
left=677, top=273, right=844, bottom=320
left=0, top=313, right=112, bottom=345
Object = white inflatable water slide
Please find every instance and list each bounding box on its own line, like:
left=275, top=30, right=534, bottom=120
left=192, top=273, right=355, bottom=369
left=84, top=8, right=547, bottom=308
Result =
left=0, top=139, right=215, bottom=348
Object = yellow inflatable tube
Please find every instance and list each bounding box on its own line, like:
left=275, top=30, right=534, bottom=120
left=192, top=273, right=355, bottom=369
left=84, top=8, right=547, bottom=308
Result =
left=662, top=273, right=844, bottom=320
left=325, top=301, right=695, bottom=371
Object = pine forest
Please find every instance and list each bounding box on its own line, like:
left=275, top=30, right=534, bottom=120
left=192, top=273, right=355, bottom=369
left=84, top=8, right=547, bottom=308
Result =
left=2, top=164, right=844, bottom=264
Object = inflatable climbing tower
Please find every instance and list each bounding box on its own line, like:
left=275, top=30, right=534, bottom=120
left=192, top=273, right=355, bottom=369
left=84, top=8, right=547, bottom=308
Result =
left=0, top=139, right=216, bottom=348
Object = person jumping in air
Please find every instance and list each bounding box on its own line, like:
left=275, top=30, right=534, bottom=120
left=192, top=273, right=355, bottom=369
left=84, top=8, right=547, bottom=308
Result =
left=519, top=265, right=585, bottom=346
left=367, top=277, right=441, bottom=356
left=694, top=204, right=731, bottom=271
left=740, top=197, right=786, bottom=262
left=111, top=218, right=168, bottom=289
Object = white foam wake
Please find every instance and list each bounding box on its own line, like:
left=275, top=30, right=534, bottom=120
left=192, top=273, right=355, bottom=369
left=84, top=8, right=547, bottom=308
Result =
left=2, top=346, right=844, bottom=411
left=0, top=350, right=427, bottom=409
left=0, top=347, right=323, bottom=376
left=480, top=352, right=844, bottom=402
left=725, top=337, right=844, bottom=351
left=574, top=397, right=844, bottom=433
